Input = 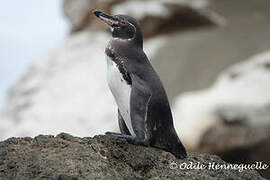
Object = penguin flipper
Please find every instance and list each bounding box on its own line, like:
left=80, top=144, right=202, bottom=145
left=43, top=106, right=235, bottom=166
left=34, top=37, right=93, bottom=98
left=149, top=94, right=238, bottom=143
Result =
left=118, top=109, right=131, bottom=135
left=129, top=74, right=152, bottom=145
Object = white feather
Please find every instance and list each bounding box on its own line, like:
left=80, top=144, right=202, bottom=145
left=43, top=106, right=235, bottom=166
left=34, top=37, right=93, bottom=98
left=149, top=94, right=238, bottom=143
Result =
left=106, top=56, right=135, bottom=136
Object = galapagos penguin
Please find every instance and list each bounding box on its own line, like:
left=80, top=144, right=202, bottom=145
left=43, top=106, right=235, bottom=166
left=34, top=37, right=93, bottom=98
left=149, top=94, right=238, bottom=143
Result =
left=93, top=10, right=187, bottom=159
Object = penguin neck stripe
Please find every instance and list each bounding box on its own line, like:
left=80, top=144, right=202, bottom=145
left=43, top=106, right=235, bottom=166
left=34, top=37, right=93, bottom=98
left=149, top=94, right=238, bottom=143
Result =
left=127, top=22, right=136, bottom=40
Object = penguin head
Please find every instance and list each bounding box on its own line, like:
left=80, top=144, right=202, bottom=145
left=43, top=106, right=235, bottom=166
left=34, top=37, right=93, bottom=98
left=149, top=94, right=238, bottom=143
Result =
left=93, top=10, right=143, bottom=47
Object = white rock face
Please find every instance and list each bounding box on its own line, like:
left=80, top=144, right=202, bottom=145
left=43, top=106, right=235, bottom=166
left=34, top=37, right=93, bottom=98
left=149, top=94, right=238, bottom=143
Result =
left=173, top=51, right=270, bottom=149
left=0, top=31, right=166, bottom=140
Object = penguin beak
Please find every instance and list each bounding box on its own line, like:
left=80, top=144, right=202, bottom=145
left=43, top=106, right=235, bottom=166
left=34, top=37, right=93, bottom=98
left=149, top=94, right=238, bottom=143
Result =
left=93, top=10, right=119, bottom=27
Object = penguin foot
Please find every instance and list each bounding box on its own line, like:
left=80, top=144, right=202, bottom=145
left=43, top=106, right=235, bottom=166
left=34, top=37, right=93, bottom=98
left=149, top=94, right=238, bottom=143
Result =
left=105, top=131, right=134, bottom=141
left=105, top=131, right=122, bottom=136
left=105, top=131, right=144, bottom=145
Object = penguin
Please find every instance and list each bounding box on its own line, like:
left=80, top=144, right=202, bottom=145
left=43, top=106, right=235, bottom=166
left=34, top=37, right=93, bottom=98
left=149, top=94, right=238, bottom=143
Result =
left=93, top=10, right=187, bottom=159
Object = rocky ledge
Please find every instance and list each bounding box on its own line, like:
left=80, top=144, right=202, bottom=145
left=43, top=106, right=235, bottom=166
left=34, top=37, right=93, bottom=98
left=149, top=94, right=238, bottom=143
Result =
left=0, top=133, right=264, bottom=180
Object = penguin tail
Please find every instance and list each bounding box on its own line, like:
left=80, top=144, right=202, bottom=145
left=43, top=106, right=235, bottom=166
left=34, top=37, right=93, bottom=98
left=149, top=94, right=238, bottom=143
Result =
left=171, top=139, right=187, bottom=159
left=152, top=128, right=187, bottom=159
left=165, top=128, right=187, bottom=159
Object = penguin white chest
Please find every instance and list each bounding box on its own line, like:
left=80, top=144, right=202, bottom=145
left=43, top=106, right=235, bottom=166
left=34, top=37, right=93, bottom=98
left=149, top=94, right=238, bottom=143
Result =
left=106, top=56, right=135, bottom=136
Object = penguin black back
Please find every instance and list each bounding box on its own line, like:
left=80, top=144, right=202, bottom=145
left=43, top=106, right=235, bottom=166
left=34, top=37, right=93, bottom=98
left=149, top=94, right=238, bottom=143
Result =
left=94, top=10, right=187, bottom=159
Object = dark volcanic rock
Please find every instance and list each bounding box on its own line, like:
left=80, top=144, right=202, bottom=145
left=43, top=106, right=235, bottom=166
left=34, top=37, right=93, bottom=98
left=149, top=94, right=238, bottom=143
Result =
left=0, top=133, right=265, bottom=179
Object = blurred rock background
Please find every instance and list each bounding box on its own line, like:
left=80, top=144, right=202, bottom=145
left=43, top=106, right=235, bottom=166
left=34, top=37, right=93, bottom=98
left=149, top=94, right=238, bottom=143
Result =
left=0, top=0, right=270, bottom=178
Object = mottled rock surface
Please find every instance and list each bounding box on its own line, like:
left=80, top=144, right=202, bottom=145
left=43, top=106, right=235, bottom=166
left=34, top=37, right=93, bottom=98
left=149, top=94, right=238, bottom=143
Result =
left=63, top=0, right=221, bottom=37
left=0, top=133, right=265, bottom=180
